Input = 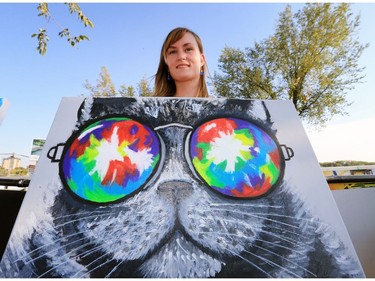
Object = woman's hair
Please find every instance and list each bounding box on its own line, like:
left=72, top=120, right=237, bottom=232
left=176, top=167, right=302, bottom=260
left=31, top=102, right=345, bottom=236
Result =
left=154, top=27, right=209, bottom=98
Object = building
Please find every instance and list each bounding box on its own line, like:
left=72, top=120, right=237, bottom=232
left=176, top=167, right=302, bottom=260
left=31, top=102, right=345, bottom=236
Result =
left=2, top=154, right=21, bottom=171
left=323, top=165, right=375, bottom=190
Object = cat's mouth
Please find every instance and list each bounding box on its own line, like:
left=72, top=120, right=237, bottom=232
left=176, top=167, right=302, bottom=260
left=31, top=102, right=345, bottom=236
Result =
left=139, top=230, right=223, bottom=278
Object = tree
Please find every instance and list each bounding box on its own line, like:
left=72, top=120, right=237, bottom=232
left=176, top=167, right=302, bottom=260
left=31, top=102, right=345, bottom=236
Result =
left=137, top=76, right=153, bottom=97
left=32, top=3, right=94, bottom=55
left=119, top=85, right=136, bottom=97
left=10, top=167, right=28, bottom=176
left=214, top=3, right=368, bottom=127
left=83, top=67, right=154, bottom=97
left=0, top=166, right=8, bottom=176
left=84, top=66, right=117, bottom=97
left=320, top=160, right=375, bottom=167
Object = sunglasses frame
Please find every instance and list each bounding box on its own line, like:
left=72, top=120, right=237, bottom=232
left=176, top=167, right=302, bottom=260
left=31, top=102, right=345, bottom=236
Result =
left=47, top=114, right=294, bottom=204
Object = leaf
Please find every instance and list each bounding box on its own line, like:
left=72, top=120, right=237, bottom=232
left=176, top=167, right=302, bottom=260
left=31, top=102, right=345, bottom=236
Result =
left=78, top=35, right=89, bottom=41
left=37, top=3, right=49, bottom=19
left=33, top=2, right=94, bottom=55
left=58, top=28, right=70, bottom=38
left=86, top=19, right=94, bottom=28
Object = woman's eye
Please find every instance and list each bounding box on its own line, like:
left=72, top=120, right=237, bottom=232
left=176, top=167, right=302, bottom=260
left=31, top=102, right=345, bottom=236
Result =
left=189, top=118, right=283, bottom=199
left=61, top=117, right=161, bottom=204
left=168, top=49, right=176, bottom=55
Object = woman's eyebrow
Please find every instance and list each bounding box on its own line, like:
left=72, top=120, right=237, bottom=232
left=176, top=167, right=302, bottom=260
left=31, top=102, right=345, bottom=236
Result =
left=168, top=42, right=194, bottom=49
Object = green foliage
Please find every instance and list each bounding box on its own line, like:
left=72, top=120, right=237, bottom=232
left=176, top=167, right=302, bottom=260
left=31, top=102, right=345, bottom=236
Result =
left=58, top=29, right=89, bottom=47
left=138, top=76, right=153, bottom=97
left=67, top=3, right=94, bottom=28
left=84, top=67, right=154, bottom=97
left=119, top=85, right=136, bottom=97
left=36, top=2, right=49, bottom=19
left=84, top=66, right=117, bottom=97
left=320, top=160, right=375, bottom=167
left=32, top=3, right=94, bottom=55
left=10, top=167, right=28, bottom=176
left=0, top=166, right=9, bottom=177
left=214, top=3, right=369, bottom=127
left=31, top=28, right=49, bottom=55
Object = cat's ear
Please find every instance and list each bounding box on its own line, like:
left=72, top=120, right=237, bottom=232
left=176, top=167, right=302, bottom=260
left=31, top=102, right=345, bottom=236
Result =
left=223, top=99, right=272, bottom=124
left=77, top=96, right=94, bottom=127
left=253, top=100, right=272, bottom=124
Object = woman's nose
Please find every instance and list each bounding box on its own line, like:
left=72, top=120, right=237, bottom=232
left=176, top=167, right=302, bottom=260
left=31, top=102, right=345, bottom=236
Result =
left=177, top=51, right=186, bottom=61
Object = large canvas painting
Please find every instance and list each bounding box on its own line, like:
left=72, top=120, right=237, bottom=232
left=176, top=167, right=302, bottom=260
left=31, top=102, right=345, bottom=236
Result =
left=0, top=97, right=364, bottom=277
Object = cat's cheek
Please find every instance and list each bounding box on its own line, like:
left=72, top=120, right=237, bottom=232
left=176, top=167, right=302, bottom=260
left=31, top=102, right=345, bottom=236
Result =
left=178, top=189, right=267, bottom=256
left=71, top=192, right=176, bottom=261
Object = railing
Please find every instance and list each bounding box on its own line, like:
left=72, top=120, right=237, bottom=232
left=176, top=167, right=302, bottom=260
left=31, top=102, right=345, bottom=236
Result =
left=326, top=175, right=375, bottom=190
left=0, top=177, right=30, bottom=188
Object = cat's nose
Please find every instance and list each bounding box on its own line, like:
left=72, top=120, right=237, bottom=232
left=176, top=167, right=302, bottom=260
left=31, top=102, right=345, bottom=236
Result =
left=156, top=180, right=193, bottom=203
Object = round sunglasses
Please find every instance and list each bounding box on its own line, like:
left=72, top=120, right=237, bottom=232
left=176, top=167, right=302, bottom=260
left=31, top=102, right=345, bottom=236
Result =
left=48, top=116, right=294, bottom=204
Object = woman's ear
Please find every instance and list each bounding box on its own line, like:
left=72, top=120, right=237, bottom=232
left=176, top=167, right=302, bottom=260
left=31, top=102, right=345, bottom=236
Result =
left=200, top=53, right=206, bottom=67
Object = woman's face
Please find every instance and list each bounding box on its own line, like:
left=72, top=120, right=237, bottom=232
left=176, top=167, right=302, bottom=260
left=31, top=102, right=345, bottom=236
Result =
left=165, top=32, right=205, bottom=84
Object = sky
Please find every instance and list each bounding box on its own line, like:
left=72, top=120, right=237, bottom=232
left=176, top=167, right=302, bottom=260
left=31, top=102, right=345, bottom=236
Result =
left=1, top=2, right=375, bottom=166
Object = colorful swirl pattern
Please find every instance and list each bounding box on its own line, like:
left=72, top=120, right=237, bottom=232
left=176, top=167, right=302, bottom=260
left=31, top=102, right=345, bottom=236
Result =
left=62, top=117, right=160, bottom=203
left=189, top=118, right=281, bottom=198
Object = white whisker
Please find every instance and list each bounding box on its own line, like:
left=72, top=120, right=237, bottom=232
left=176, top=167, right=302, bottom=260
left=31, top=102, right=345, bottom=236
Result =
left=105, top=259, right=127, bottom=278
left=36, top=239, right=99, bottom=278
left=264, top=223, right=309, bottom=240
left=201, top=216, right=314, bottom=250
left=53, top=209, right=115, bottom=221
left=76, top=253, right=114, bottom=278
left=226, top=248, right=272, bottom=277
left=80, top=244, right=106, bottom=259
left=242, top=248, right=302, bottom=278
left=72, top=245, right=109, bottom=278
left=22, top=236, right=87, bottom=265
left=53, top=212, right=118, bottom=228
left=37, top=258, right=71, bottom=278
left=195, top=229, right=311, bottom=277
left=255, top=238, right=305, bottom=254
left=210, top=207, right=301, bottom=230
left=16, top=230, right=86, bottom=262
left=195, top=229, right=306, bottom=255
left=210, top=203, right=283, bottom=209
left=253, top=244, right=317, bottom=277
left=252, top=212, right=327, bottom=227
left=260, top=229, right=314, bottom=250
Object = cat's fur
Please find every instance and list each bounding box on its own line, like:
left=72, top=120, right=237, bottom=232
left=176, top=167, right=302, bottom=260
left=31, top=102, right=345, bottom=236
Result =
left=0, top=97, right=364, bottom=277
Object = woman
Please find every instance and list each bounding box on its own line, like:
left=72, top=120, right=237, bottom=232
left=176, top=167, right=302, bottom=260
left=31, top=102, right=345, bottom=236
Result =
left=154, top=27, right=209, bottom=98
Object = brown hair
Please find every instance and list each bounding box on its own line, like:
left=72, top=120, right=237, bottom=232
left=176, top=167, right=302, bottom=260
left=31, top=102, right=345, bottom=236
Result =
left=154, top=27, right=209, bottom=98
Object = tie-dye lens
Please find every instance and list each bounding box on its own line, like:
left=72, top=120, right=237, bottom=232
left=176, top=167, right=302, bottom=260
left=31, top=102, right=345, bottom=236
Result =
left=189, top=118, right=282, bottom=198
left=61, top=117, right=160, bottom=203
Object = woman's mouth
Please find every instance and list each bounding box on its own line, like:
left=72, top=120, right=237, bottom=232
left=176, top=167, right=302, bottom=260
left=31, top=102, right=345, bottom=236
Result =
left=176, top=64, right=189, bottom=69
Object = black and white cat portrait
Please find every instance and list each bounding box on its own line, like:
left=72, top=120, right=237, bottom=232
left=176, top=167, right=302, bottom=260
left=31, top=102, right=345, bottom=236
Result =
left=0, top=97, right=364, bottom=277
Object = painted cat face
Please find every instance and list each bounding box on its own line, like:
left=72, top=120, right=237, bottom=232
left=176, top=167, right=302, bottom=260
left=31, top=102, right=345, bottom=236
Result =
left=0, top=97, right=363, bottom=278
